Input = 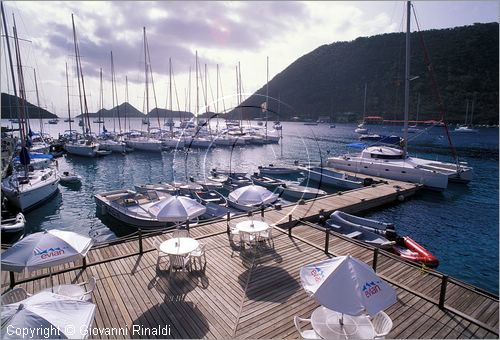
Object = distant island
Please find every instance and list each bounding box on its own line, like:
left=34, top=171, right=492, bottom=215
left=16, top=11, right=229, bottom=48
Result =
left=1, top=93, right=58, bottom=119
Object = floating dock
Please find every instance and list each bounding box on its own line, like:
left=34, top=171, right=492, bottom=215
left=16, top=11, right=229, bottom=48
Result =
left=1, top=178, right=498, bottom=338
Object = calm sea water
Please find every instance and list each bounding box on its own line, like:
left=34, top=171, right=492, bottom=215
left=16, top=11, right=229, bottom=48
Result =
left=2, top=118, right=498, bottom=294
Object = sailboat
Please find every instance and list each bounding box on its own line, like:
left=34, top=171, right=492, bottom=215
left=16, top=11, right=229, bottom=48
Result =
left=64, top=14, right=100, bottom=157
left=406, top=92, right=421, bottom=133
left=327, top=1, right=472, bottom=190
left=99, top=52, right=128, bottom=153
left=453, top=97, right=478, bottom=133
left=126, top=27, right=163, bottom=152
left=1, top=6, right=60, bottom=211
left=354, top=83, right=368, bottom=134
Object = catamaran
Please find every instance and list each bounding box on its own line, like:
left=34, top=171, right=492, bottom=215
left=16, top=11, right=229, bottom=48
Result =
left=327, top=1, right=472, bottom=190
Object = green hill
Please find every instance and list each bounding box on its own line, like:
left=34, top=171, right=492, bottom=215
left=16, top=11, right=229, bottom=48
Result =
left=1, top=93, right=58, bottom=119
left=236, top=23, right=499, bottom=125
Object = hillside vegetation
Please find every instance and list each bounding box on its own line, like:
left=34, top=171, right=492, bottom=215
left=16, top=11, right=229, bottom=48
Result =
left=237, top=23, right=498, bottom=124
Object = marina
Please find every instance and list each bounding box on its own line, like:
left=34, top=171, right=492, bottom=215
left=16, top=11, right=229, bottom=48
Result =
left=0, top=0, right=498, bottom=338
left=1, top=120, right=498, bottom=296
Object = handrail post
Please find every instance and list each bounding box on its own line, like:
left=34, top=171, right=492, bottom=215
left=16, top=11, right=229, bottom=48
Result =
left=324, top=228, right=330, bottom=254
left=138, top=228, right=143, bottom=254
left=260, top=205, right=264, bottom=218
left=288, top=214, right=293, bottom=237
left=226, top=212, right=231, bottom=234
left=372, top=248, right=379, bottom=271
left=439, top=275, right=448, bottom=309
left=9, top=271, right=15, bottom=288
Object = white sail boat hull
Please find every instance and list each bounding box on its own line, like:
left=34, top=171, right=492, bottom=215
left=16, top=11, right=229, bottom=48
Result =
left=326, top=152, right=448, bottom=191
left=2, top=168, right=60, bottom=211
left=99, top=140, right=128, bottom=153
left=126, top=138, right=163, bottom=151
left=65, top=141, right=99, bottom=157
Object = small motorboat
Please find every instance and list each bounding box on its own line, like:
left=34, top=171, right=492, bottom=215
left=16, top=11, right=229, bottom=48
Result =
left=1, top=213, right=26, bottom=234
left=95, top=150, right=112, bottom=156
left=250, top=173, right=284, bottom=189
left=135, top=182, right=176, bottom=194
left=189, top=176, right=224, bottom=191
left=59, top=171, right=82, bottom=183
left=224, top=174, right=253, bottom=191
left=227, top=185, right=279, bottom=212
left=392, top=236, right=439, bottom=268
left=210, top=168, right=247, bottom=178
left=329, top=211, right=393, bottom=231
left=329, top=211, right=439, bottom=267
left=258, top=163, right=301, bottom=176
left=300, top=166, right=368, bottom=190
left=326, top=218, right=394, bottom=250
left=207, top=171, right=229, bottom=183
left=194, top=190, right=227, bottom=206
left=277, top=183, right=327, bottom=200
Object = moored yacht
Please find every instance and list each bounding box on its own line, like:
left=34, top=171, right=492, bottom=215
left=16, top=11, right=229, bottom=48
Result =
left=65, top=139, right=100, bottom=157
left=126, top=137, right=163, bottom=152
left=326, top=145, right=450, bottom=190
left=2, top=166, right=60, bottom=211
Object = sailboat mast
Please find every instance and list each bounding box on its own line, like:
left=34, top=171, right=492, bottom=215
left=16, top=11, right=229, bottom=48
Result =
left=403, top=0, right=411, bottom=156
left=143, top=27, right=149, bottom=138
left=265, top=56, right=269, bottom=140
left=71, top=14, right=85, bottom=136
left=464, top=99, right=469, bottom=126
left=216, top=64, right=219, bottom=132
left=362, top=82, right=367, bottom=122
left=195, top=50, right=199, bottom=125
left=12, top=15, right=29, bottom=142
left=470, top=93, right=475, bottom=126
left=169, top=57, right=173, bottom=134
left=65, top=62, right=73, bottom=134
left=1, top=2, right=22, bottom=142
left=125, top=75, right=129, bottom=131
left=33, top=69, right=43, bottom=136
left=99, top=67, right=103, bottom=134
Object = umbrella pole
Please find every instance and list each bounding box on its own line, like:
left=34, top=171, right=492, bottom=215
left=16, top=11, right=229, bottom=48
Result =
left=50, top=267, right=54, bottom=292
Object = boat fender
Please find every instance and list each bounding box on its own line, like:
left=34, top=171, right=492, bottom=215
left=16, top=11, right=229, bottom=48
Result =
left=397, top=195, right=405, bottom=202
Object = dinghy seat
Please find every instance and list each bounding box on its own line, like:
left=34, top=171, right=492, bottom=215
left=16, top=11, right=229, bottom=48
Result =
left=345, top=231, right=363, bottom=239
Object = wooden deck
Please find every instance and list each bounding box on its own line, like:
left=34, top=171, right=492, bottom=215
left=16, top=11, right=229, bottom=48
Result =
left=1, top=179, right=498, bottom=338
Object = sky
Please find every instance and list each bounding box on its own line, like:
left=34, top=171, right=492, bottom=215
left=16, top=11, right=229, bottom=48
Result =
left=1, top=1, right=498, bottom=117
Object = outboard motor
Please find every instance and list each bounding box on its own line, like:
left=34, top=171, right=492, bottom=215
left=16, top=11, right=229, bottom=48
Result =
left=363, top=177, right=374, bottom=186
left=385, top=223, right=397, bottom=240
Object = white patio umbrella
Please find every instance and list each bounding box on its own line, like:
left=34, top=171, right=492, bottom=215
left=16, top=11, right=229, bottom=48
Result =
left=1, top=291, right=95, bottom=339
left=1, top=229, right=94, bottom=287
left=228, top=185, right=278, bottom=206
left=300, top=255, right=396, bottom=317
left=148, top=195, right=206, bottom=222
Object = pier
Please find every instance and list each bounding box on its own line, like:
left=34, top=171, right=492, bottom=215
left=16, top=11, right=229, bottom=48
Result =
left=1, top=178, right=498, bottom=338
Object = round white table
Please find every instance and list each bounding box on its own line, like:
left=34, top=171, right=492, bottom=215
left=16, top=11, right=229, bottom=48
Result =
left=311, top=306, right=375, bottom=339
left=235, top=220, right=269, bottom=233
left=160, top=237, right=199, bottom=255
